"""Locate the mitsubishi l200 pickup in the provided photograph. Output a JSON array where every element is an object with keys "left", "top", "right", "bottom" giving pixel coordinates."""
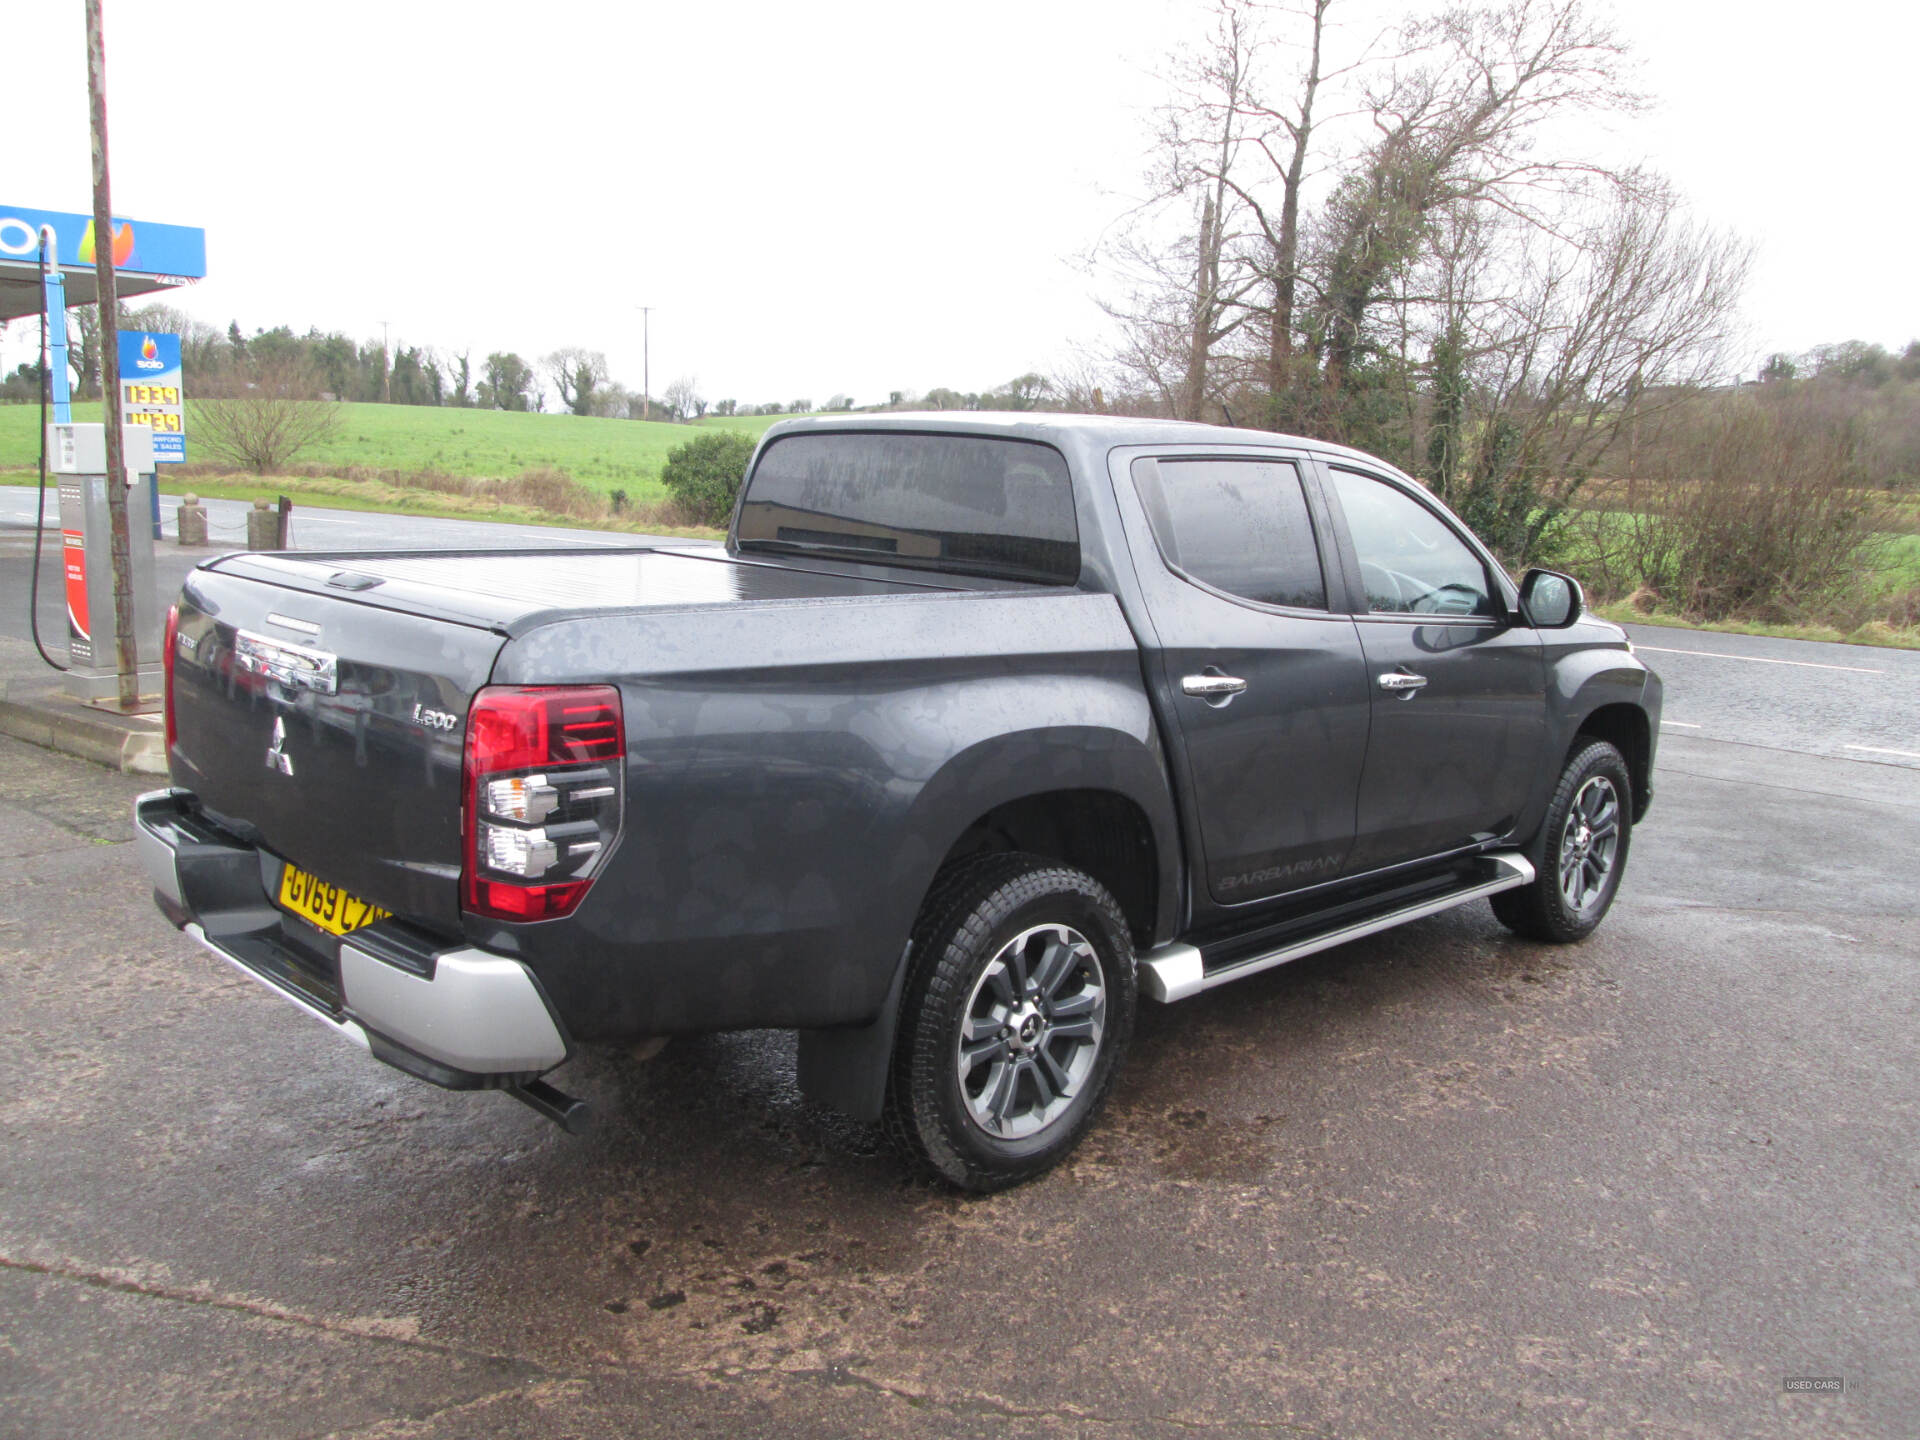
[{"left": 137, "top": 414, "right": 1660, "bottom": 1189}]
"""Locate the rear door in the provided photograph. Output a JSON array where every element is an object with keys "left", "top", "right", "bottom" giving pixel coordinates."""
[
  {"left": 1114, "top": 452, "right": 1371, "bottom": 908},
  {"left": 1317, "top": 463, "right": 1546, "bottom": 871}
]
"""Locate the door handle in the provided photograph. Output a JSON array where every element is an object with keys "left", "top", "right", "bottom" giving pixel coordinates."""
[
  {"left": 1377, "top": 669, "right": 1429, "bottom": 697},
  {"left": 1182, "top": 671, "right": 1248, "bottom": 705}
]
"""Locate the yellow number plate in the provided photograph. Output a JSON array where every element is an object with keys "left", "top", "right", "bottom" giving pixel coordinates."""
[{"left": 277, "top": 863, "right": 391, "bottom": 937}]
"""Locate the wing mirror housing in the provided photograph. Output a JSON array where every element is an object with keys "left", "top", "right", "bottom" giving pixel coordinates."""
[{"left": 1519, "top": 568, "right": 1583, "bottom": 628}]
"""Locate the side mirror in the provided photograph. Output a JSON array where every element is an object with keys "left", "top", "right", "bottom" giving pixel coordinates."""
[{"left": 1520, "top": 568, "right": 1583, "bottom": 628}]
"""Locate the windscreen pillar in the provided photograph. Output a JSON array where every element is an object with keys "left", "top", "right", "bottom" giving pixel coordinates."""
[{"left": 48, "top": 421, "right": 161, "bottom": 703}]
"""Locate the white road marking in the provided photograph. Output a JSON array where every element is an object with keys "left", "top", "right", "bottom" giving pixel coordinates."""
[
  {"left": 1660, "top": 720, "right": 1701, "bottom": 729},
  {"left": 1845, "top": 744, "right": 1920, "bottom": 760},
  {"left": 1632, "top": 644, "right": 1883, "bottom": 675}
]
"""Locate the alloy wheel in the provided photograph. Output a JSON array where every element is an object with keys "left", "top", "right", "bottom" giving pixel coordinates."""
[
  {"left": 1557, "top": 774, "right": 1621, "bottom": 914},
  {"left": 954, "top": 923, "right": 1107, "bottom": 1140}
]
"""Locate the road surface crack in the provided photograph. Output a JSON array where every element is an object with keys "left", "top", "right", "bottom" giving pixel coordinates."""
[
  {"left": 310, "top": 1379, "right": 584, "bottom": 1440},
  {"left": 0, "top": 1249, "right": 549, "bottom": 1374},
  {"left": 718, "top": 1362, "right": 1331, "bottom": 1434}
]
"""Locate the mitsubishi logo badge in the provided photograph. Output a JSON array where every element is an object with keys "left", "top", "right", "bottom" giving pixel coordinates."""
[{"left": 265, "top": 716, "right": 295, "bottom": 776}]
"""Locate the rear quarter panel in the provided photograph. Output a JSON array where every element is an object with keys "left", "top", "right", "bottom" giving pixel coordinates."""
[{"left": 481, "top": 589, "right": 1178, "bottom": 1037}]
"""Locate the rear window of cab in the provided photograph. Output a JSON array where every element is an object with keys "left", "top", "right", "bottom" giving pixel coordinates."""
[{"left": 736, "top": 432, "right": 1080, "bottom": 585}]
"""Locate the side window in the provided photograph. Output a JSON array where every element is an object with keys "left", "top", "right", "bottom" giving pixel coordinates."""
[
  {"left": 1132, "top": 458, "right": 1327, "bottom": 611},
  {"left": 1327, "top": 467, "right": 1499, "bottom": 619}
]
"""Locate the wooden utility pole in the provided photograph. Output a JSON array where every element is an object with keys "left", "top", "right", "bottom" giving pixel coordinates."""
[
  {"left": 380, "top": 318, "right": 392, "bottom": 402},
  {"left": 85, "top": 0, "right": 139, "bottom": 712},
  {"left": 639, "top": 306, "right": 651, "bottom": 421}
]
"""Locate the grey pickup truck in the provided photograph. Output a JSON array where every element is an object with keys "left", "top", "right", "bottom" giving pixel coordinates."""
[{"left": 137, "top": 414, "right": 1661, "bottom": 1190}]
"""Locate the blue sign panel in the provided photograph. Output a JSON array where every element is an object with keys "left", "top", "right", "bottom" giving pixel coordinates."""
[
  {"left": 0, "top": 204, "right": 207, "bottom": 280},
  {"left": 118, "top": 331, "right": 186, "bottom": 462}
]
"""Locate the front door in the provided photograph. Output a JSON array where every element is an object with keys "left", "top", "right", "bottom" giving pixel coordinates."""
[
  {"left": 1118, "top": 454, "right": 1371, "bottom": 907},
  {"left": 1320, "top": 464, "right": 1547, "bottom": 871}
]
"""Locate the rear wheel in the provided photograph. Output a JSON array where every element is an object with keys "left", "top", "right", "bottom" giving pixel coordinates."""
[
  {"left": 1492, "top": 738, "right": 1633, "bottom": 943},
  {"left": 884, "top": 853, "right": 1136, "bottom": 1191}
]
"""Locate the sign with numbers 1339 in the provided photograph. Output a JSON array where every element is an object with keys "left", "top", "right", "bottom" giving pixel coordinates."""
[{"left": 117, "top": 330, "right": 185, "bottom": 463}]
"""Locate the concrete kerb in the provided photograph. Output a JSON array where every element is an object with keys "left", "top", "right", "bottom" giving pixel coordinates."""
[{"left": 0, "top": 677, "right": 166, "bottom": 775}]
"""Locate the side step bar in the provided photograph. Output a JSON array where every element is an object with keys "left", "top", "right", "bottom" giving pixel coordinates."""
[{"left": 1138, "top": 851, "right": 1535, "bottom": 1003}]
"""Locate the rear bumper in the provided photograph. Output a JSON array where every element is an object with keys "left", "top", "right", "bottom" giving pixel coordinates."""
[{"left": 135, "top": 788, "right": 571, "bottom": 1087}]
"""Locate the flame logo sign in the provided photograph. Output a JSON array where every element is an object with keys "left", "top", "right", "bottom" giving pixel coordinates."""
[
  {"left": 77, "top": 220, "right": 135, "bottom": 268},
  {"left": 141, "top": 336, "right": 158, "bottom": 361}
]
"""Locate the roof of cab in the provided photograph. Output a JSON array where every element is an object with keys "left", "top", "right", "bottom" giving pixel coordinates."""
[{"left": 756, "top": 410, "right": 1411, "bottom": 479}]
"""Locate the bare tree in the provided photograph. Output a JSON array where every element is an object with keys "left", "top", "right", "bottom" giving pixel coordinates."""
[
  {"left": 69, "top": 299, "right": 130, "bottom": 398},
  {"left": 1168, "top": 2, "right": 1261, "bottom": 419},
  {"left": 191, "top": 354, "right": 340, "bottom": 473},
  {"left": 1307, "top": 1, "right": 1641, "bottom": 416},
  {"left": 664, "top": 375, "right": 704, "bottom": 421},
  {"left": 443, "top": 349, "right": 474, "bottom": 408},
  {"left": 122, "top": 302, "right": 228, "bottom": 379},
  {"left": 1098, "top": 0, "right": 1269, "bottom": 420},
  {"left": 542, "top": 347, "right": 609, "bottom": 416},
  {"left": 1429, "top": 181, "right": 1751, "bottom": 558},
  {"left": 590, "top": 381, "right": 635, "bottom": 419},
  {"left": 1100, "top": 0, "right": 1418, "bottom": 424},
  {"left": 1195, "top": 0, "right": 1362, "bottom": 408}
]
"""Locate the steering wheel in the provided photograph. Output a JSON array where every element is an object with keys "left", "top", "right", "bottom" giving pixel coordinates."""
[
  {"left": 1411, "top": 581, "right": 1484, "bottom": 616},
  {"left": 1359, "top": 560, "right": 1404, "bottom": 611}
]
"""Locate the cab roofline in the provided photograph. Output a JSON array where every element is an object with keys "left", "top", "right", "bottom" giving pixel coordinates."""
[{"left": 757, "top": 410, "right": 1411, "bottom": 480}]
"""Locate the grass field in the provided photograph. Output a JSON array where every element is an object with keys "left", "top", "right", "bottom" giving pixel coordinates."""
[
  {"left": 5, "top": 399, "right": 1915, "bottom": 647},
  {"left": 1593, "top": 601, "right": 1920, "bottom": 650},
  {"left": 159, "top": 473, "right": 725, "bottom": 539},
  {"left": 0, "top": 400, "right": 786, "bottom": 497}
]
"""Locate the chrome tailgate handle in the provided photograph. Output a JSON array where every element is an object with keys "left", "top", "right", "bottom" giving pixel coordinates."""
[{"left": 1378, "top": 669, "right": 1429, "bottom": 696}]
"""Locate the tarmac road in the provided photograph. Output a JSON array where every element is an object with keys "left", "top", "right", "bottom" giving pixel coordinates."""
[
  {"left": 0, "top": 484, "right": 699, "bottom": 672},
  {"left": 1, "top": 497, "right": 1916, "bottom": 1437},
  {"left": 0, "top": 483, "right": 669, "bottom": 552},
  {"left": 1635, "top": 629, "right": 1920, "bottom": 771}
]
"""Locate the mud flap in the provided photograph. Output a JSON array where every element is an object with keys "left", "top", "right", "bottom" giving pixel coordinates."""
[{"left": 794, "top": 942, "right": 912, "bottom": 1122}]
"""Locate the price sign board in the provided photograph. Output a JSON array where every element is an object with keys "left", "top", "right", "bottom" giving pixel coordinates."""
[{"left": 118, "top": 331, "right": 185, "bottom": 463}]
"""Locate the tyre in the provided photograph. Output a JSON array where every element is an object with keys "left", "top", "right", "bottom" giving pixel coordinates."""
[
  {"left": 1492, "top": 738, "right": 1633, "bottom": 943},
  {"left": 883, "top": 853, "right": 1136, "bottom": 1192}
]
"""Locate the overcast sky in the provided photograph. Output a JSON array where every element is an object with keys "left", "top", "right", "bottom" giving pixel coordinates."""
[{"left": 6, "top": 0, "right": 1914, "bottom": 405}]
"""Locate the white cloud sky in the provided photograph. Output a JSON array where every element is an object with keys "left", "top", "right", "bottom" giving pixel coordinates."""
[{"left": 6, "top": 0, "right": 1914, "bottom": 402}]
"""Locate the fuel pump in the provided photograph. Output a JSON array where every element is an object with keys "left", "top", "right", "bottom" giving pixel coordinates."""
[
  {"left": 47, "top": 420, "right": 161, "bottom": 701},
  {"left": 28, "top": 223, "right": 162, "bottom": 702}
]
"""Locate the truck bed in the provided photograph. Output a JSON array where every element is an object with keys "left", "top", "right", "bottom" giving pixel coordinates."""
[{"left": 205, "top": 544, "right": 969, "bottom": 634}]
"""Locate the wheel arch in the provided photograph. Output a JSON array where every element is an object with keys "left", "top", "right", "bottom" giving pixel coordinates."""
[
  {"left": 800, "top": 726, "right": 1181, "bottom": 1123},
  {"left": 1573, "top": 701, "right": 1653, "bottom": 822},
  {"left": 933, "top": 789, "right": 1162, "bottom": 950},
  {"left": 888, "top": 724, "right": 1182, "bottom": 953}
]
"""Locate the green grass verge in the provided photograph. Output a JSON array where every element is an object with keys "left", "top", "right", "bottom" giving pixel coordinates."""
[
  {"left": 1879, "top": 532, "right": 1920, "bottom": 588},
  {"left": 1593, "top": 602, "right": 1920, "bottom": 650},
  {"left": 0, "top": 400, "right": 787, "bottom": 496},
  {"left": 152, "top": 475, "right": 724, "bottom": 541}
]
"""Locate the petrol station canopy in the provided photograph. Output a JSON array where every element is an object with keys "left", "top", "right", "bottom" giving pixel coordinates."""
[{"left": 0, "top": 202, "right": 207, "bottom": 323}]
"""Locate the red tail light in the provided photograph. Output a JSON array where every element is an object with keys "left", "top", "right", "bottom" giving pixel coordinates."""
[
  {"left": 162, "top": 603, "right": 180, "bottom": 753},
  {"left": 462, "top": 686, "right": 624, "bottom": 922}
]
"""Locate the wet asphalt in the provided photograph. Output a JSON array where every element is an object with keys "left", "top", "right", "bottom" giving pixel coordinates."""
[{"left": 1, "top": 501, "right": 1917, "bottom": 1437}]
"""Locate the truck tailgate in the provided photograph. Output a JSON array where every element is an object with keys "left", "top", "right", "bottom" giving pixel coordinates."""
[{"left": 169, "top": 563, "right": 506, "bottom": 935}]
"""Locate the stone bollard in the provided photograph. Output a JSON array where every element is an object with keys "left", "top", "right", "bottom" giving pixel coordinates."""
[
  {"left": 175, "top": 493, "right": 208, "bottom": 546},
  {"left": 246, "top": 498, "right": 279, "bottom": 550}
]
